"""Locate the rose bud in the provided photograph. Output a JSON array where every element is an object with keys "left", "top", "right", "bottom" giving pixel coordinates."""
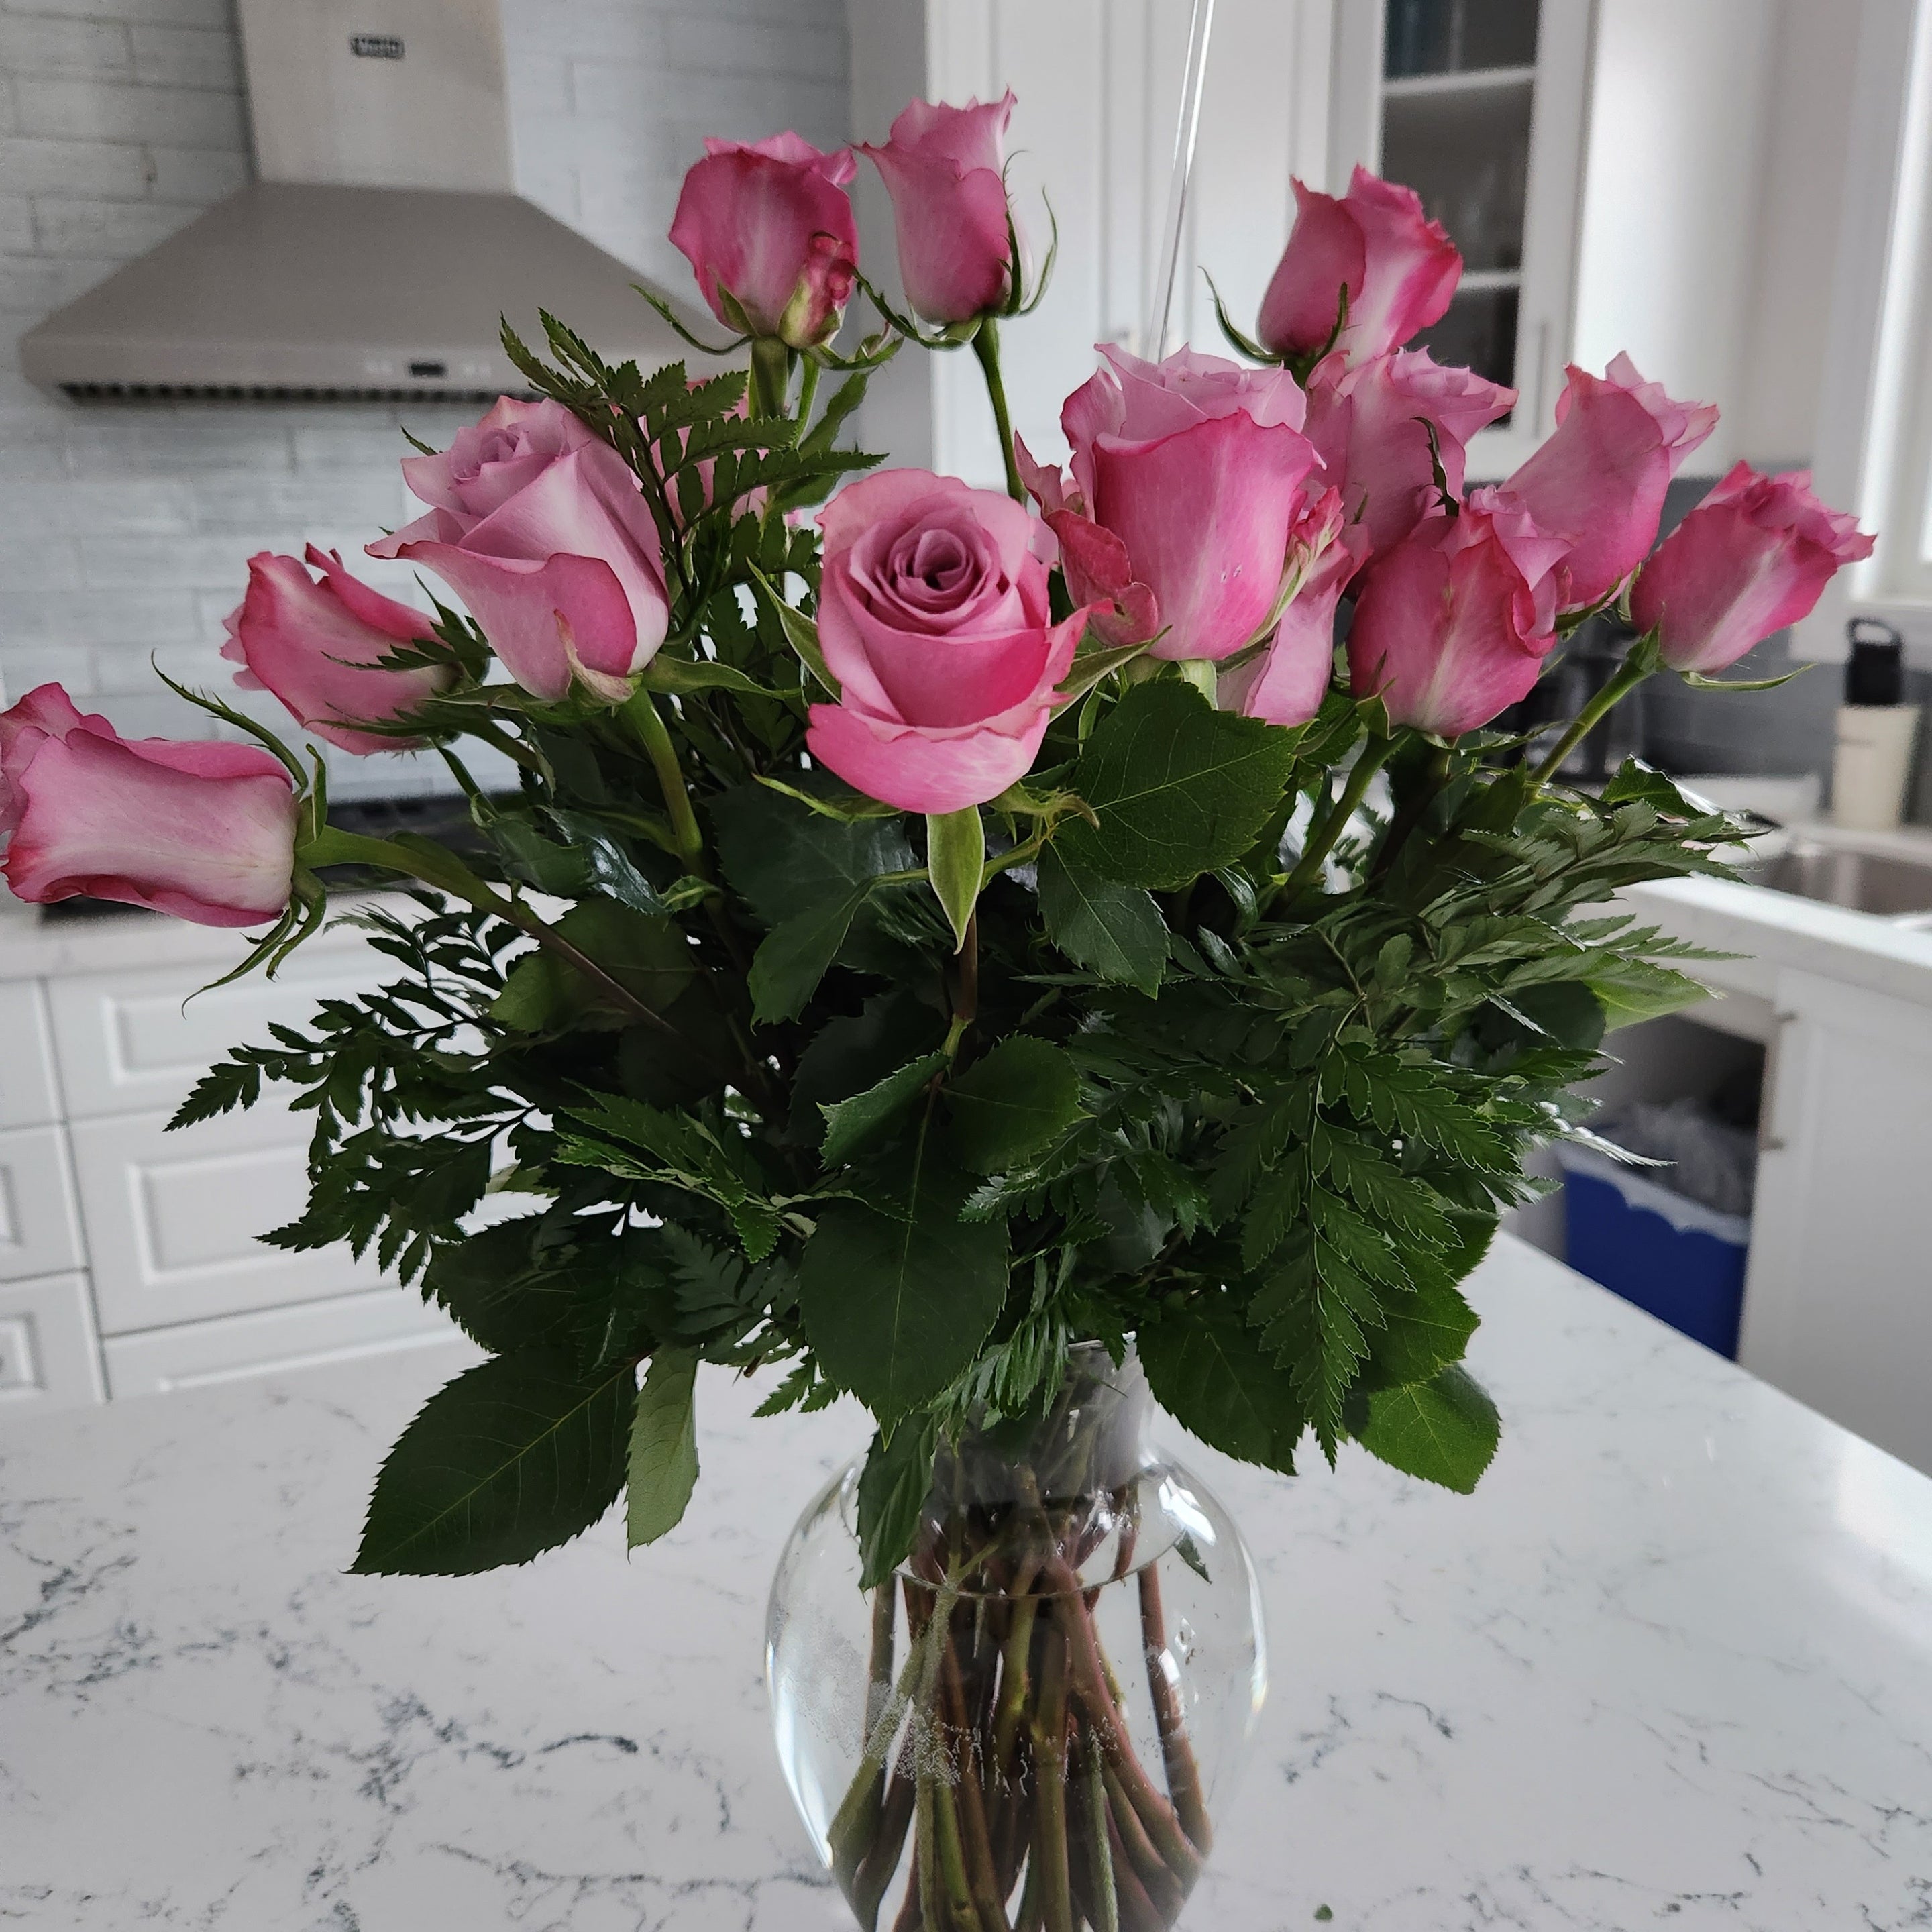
[
  {"left": 1257, "top": 167, "right": 1462, "bottom": 367},
  {"left": 861, "top": 93, "right": 1016, "bottom": 325},
  {"left": 221, "top": 546, "right": 453, "bottom": 755},
  {"left": 804, "top": 468, "right": 1089, "bottom": 814},
  {"left": 1303, "top": 348, "right": 1515, "bottom": 557},
  {"left": 1504, "top": 353, "right": 1717, "bottom": 610},
  {"left": 669, "top": 131, "right": 859, "bottom": 348},
  {"left": 1631, "top": 463, "right": 1875, "bottom": 674},
  {"left": 1347, "top": 487, "right": 1568, "bottom": 737},
  {"left": 1221, "top": 489, "right": 1369, "bottom": 728},
  {"left": 1023, "top": 345, "right": 1320, "bottom": 662},
  {"left": 368, "top": 397, "right": 669, "bottom": 703},
  {"left": 0, "top": 684, "right": 296, "bottom": 927}
]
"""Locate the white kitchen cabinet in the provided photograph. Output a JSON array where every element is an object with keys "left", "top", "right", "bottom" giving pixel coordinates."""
[
  {"left": 69, "top": 1101, "right": 385, "bottom": 1336},
  {"left": 0, "top": 904, "right": 453, "bottom": 1403},
  {"left": 0, "top": 982, "right": 60, "bottom": 1130},
  {"left": 101, "top": 1287, "right": 464, "bottom": 1399},
  {"left": 0, "top": 1273, "right": 105, "bottom": 1415},
  {"left": 1742, "top": 969, "right": 1932, "bottom": 1474},
  {"left": 1328, "top": 0, "right": 1595, "bottom": 476},
  {"left": 0, "top": 1123, "right": 84, "bottom": 1283},
  {"left": 46, "top": 939, "right": 384, "bottom": 1120}
]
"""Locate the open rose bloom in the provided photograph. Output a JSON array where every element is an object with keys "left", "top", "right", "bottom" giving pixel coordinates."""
[{"left": 48, "top": 121, "right": 1886, "bottom": 1932}]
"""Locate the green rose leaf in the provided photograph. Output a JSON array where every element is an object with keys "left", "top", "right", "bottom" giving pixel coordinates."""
[
  {"left": 711, "top": 782, "right": 912, "bottom": 928},
  {"left": 855, "top": 1416, "right": 939, "bottom": 1589},
  {"left": 491, "top": 902, "right": 696, "bottom": 1032},
  {"left": 1036, "top": 843, "right": 1167, "bottom": 994},
  {"left": 352, "top": 1352, "right": 634, "bottom": 1576},
  {"left": 1356, "top": 1364, "right": 1501, "bottom": 1493},
  {"left": 925, "top": 804, "right": 985, "bottom": 950},
  {"left": 1059, "top": 679, "right": 1299, "bottom": 890},
  {"left": 1361, "top": 1273, "right": 1480, "bottom": 1391},
  {"left": 1139, "top": 1295, "right": 1304, "bottom": 1474},
  {"left": 820, "top": 1051, "right": 947, "bottom": 1169},
  {"left": 627, "top": 1348, "right": 700, "bottom": 1548},
  {"left": 946, "top": 1036, "right": 1082, "bottom": 1173},
  {"left": 748, "top": 887, "right": 873, "bottom": 1024},
  {"left": 800, "top": 1169, "right": 1008, "bottom": 1420}
]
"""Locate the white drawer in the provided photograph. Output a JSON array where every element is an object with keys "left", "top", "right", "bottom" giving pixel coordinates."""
[
  {"left": 0, "top": 1272, "right": 105, "bottom": 1415},
  {"left": 47, "top": 937, "right": 384, "bottom": 1120},
  {"left": 0, "top": 1123, "right": 85, "bottom": 1283},
  {"left": 70, "top": 1104, "right": 384, "bottom": 1334},
  {"left": 102, "top": 1287, "right": 467, "bottom": 1397},
  {"left": 0, "top": 981, "right": 61, "bottom": 1128}
]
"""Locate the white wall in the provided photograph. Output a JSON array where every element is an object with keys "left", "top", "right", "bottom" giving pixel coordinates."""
[
  {"left": 1571, "top": 0, "right": 1778, "bottom": 476},
  {"left": 0, "top": 0, "right": 847, "bottom": 784}
]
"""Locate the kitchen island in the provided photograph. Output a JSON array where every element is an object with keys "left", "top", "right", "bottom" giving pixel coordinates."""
[{"left": 3, "top": 1234, "right": 1929, "bottom": 1931}]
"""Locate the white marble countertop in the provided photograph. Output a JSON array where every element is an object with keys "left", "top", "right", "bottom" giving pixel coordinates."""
[{"left": 4, "top": 1234, "right": 1930, "bottom": 1931}]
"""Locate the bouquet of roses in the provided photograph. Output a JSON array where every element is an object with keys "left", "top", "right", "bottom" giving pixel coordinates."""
[{"left": 0, "top": 94, "right": 1872, "bottom": 1932}]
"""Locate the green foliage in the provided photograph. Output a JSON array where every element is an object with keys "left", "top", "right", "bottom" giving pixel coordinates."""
[
  {"left": 856, "top": 1416, "right": 941, "bottom": 1589},
  {"left": 352, "top": 1352, "right": 635, "bottom": 1575},
  {"left": 172, "top": 315, "right": 1770, "bottom": 1578},
  {"left": 1057, "top": 680, "right": 1301, "bottom": 888},
  {"left": 627, "top": 1349, "right": 700, "bottom": 1547},
  {"left": 945, "top": 1037, "right": 1083, "bottom": 1173},
  {"left": 1356, "top": 1364, "right": 1501, "bottom": 1493}
]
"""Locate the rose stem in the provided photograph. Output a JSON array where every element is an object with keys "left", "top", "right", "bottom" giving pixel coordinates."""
[
  {"left": 1030, "top": 1622, "right": 1077, "bottom": 1932},
  {"left": 1101, "top": 1762, "right": 1185, "bottom": 1923},
  {"left": 890, "top": 1841, "right": 926, "bottom": 1932},
  {"left": 1103, "top": 1805, "right": 1167, "bottom": 1932},
  {"left": 1283, "top": 730, "right": 1395, "bottom": 897},
  {"left": 833, "top": 1584, "right": 902, "bottom": 1898},
  {"left": 1136, "top": 1564, "right": 1211, "bottom": 1854},
  {"left": 928, "top": 1760, "right": 982, "bottom": 1931},
  {"left": 1042, "top": 1568, "right": 1201, "bottom": 1887},
  {"left": 851, "top": 1726, "right": 920, "bottom": 1932},
  {"left": 829, "top": 1582, "right": 932, "bottom": 1881},
  {"left": 1012, "top": 1830, "right": 1045, "bottom": 1932},
  {"left": 969, "top": 317, "right": 1028, "bottom": 504},
  {"left": 1079, "top": 1729, "right": 1121, "bottom": 1932},
  {"left": 940, "top": 1625, "right": 1013, "bottom": 1930}
]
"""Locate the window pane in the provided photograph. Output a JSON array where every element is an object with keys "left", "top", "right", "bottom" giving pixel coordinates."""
[
  {"left": 1412, "top": 286, "right": 1519, "bottom": 406},
  {"left": 1385, "top": 0, "right": 1539, "bottom": 78},
  {"left": 1381, "top": 81, "right": 1534, "bottom": 273}
]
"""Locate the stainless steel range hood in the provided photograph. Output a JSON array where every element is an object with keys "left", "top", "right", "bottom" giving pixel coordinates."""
[{"left": 19, "top": 0, "right": 702, "bottom": 402}]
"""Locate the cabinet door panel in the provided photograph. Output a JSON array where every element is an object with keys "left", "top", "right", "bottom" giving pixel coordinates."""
[
  {"left": 70, "top": 1105, "right": 382, "bottom": 1334},
  {"left": 0, "top": 1124, "right": 84, "bottom": 1283},
  {"left": 0, "top": 1273, "right": 105, "bottom": 1415},
  {"left": 1742, "top": 971, "right": 1932, "bottom": 1474},
  {"left": 0, "top": 982, "right": 60, "bottom": 1130},
  {"left": 101, "top": 1287, "right": 465, "bottom": 1398},
  {"left": 47, "top": 938, "right": 380, "bottom": 1120}
]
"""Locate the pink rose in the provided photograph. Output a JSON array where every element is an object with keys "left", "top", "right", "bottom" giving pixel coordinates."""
[
  {"left": 1631, "top": 463, "right": 1875, "bottom": 673},
  {"left": 1346, "top": 488, "right": 1568, "bottom": 737},
  {"left": 1503, "top": 353, "right": 1718, "bottom": 610},
  {"left": 804, "top": 468, "right": 1087, "bottom": 814},
  {"left": 1022, "top": 345, "right": 1320, "bottom": 663},
  {"left": 861, "top": 93, "right": 1016, "bottom": 325},
  {"left": 669, "top": 131, "right": 859, "bottom": 348},
  {"left": 368, "top": 397, "right": 669, "bottom": 703},
  {"left": 1304, "top": 348, "right": 1516, "bottom": 557},
  {"left": 221, "top": 546, "right": 453, "bottom": 755},
  {"left": 1257, "top": 168, "right": 1462, "bottom": 367},
  {"left": 0, "top": 684, "right": 295, "bottom": 927},
  {"left": 1220, "top": 489, "right": 1367, "bottom": 728}
]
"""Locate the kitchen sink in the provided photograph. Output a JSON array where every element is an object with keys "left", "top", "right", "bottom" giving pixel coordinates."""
[{"left": 1741, "top": 841, "right": 1932, "bottom": 924}]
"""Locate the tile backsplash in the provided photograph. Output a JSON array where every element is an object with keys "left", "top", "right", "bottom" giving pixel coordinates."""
[{"left": 0, "top": 0, "right": 847, "bottom": 793}]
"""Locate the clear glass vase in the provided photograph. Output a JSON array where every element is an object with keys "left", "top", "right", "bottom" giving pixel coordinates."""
[{"left": 767, "top": 1344, "right": 1267, "bottom": 1931}]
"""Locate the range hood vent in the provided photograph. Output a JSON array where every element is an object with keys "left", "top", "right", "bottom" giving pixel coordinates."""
[{"left": 19, "top": 0, "right": 703, "bottom": 403}]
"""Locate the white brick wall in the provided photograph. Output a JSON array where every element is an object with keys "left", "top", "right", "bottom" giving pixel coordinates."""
[{"left": 0, "top": 0, "right": 849, "bottom": 796}]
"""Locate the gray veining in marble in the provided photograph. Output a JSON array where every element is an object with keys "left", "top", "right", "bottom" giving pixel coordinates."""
[{"left": 3, "top": 1235, "right": 1930, "bottom": 1929}]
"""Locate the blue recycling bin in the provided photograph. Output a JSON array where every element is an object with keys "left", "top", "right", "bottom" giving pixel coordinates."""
[{"left": 1557, "top": 1146, "right": 1750, "bottom": 1358}]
